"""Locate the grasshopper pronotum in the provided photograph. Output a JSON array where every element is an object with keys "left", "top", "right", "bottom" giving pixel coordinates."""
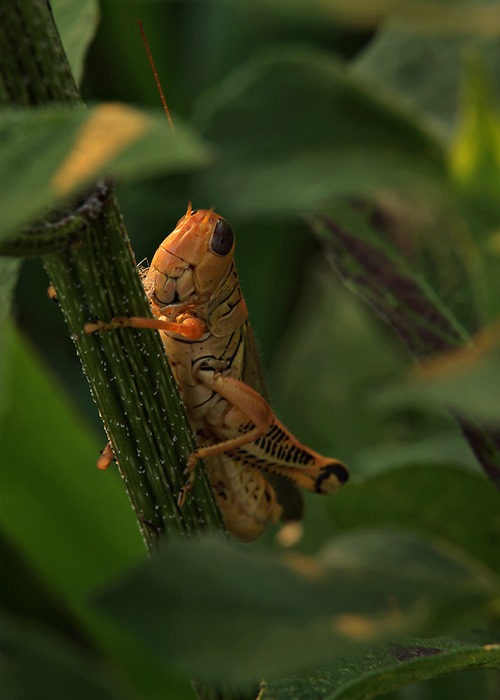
[{"left": 85, "top": 206, "right": 348, "bottom": 540}]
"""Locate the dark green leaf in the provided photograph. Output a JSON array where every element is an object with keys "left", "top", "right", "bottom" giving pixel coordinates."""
[
  {"left": 309, "top": 208, "right": 500, "bottom": 490},
  {"left": 221, "top": 0, "right": 500, "bottom": 35},
  {"left": 262, "top": 634, "right": 500, "bottom": 700},
  {"left": 0, "top": 321, "right": 196, "bottom": 698},
  {"left": 310, "top": 210, "right": 468, "bottom": 358},
  {"left": 193, "top": 47, "right": 446, "bottom": 217},
  {"left": 0, "top": 321, "right": 144, "bottom": 602},
  {"left": 313, "top": 0, "right": 500, "bottom": 32},
  {"left": 379, "top": 342, "right": 500, "bottom": 425},
  {"left": 95, "top": 532, "right": 497, "bottom": 684},
  {"left": 354, "top": 25, "right": 500, "bottom": 136},
  {"left": 0, "top": 613, "right": 134, "bottom": 700},
  {"left": 0, "top": 105, "right": 210, "bottom": 240},
  {"left": 52, "top": 0, "right": 100, "bottom": 85},
  {"left": 329, "top": 464, "right": 500, "bottom": 572},
  {"left": 0, "top": 530, "right": 91, "bottom": 644}
]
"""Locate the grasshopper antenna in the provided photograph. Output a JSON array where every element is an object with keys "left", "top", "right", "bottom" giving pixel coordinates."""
[{"left": 137, "top": 18, "right": 175, "bottom": 133}]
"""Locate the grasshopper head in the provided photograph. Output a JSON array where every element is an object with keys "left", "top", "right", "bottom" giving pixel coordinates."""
[{"left": 145, "top": 207, "right": 235, "bottom": 311}]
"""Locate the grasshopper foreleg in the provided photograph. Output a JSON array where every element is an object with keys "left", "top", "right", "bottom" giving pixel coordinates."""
[
  {"left": 84, "top": 314, "right": 206, "bottom": 340},
  {"left": 84, "top": 312, "right": 207, "bottom": 478}
]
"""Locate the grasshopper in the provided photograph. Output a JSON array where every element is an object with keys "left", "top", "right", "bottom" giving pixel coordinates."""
[{"left": 86, "top": 206, "right": 348, "bottom": 540}]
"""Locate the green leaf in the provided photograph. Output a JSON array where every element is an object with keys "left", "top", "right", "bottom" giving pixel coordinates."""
[
  {"left": 0, "top": 530, "right": 91, "bottom": 643},
  {"left": 329, "top": 465, "right": 500, "bottom": 572},
  {"left": 0, "top": 320, "right": 144, "bottom": 603},
  {"left": 51, "top": 0, "right": 100, "bottom": 85},
  {"left": 0, "top": 613, "right": 133, "bottom": 700},
  {"left": 353, "top": 27, "right": 500, "bottom": 306},
  {"left": 317, "top": 0, "right": 500, "bottom": 32},
  {"left": 0, "top": 105, "right": 210, "bottom": 240},
  {"left": 449, "top": 53, "right": 500, "bottom": 223},
  {"left": 0, "top": 322, "right": 196, "bottom": 697},
  {"left": 355, "top": 431, "right": 480, "bottom": 476},
  {"left": 310, "top": 209, "right": 469, "bottom": 358},
  {"left": 193, "top": 47, "right": 446, "bottom": 217},
  {"left": 95, "top": 532, "right": 497, "bottom": 685},
  {"left": 379, "top": 340, "right": 500, "bottom": 425},
  {"left": 262, "top": 635, "right": 500, "bottom": 700},
  {"left": 354, "top": 24, "right": 500, "bottom": 137},
  {"left": 309, "top": 207, "right": 500, "bottom": 490},
  {"left": 221, "top": 0, "right": 500, "bottom": 34}
]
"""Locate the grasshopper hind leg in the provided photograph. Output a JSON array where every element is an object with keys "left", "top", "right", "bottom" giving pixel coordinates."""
[{"left": 234, "top": 418, "right": 349, "bottom": 495}]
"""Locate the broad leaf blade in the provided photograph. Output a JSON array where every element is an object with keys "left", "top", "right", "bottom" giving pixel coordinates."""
[
  {"left": 0, "top": 105, "right": 210, "bottom": 240},
  {"left": 95, "top": 532, "right": 497, "bottom": 684},
  {"left": 379, "top": 339, "right": 500, "bottom": 425},
  {"left": 193, "top": 47, "right": 446, "bottom": 217},
  {"left": 0, "top": 321, "right": 144, "bottom": 602},
  {"left": 354, "top": 24, "right": 500, "bottom": 136},
  {"left": 329, "top": 465, "right": 500, "bottom": 572},
  {"left": 262, "top": 635, "right": 500, "bottom": 700},
  {"left": 310, "top": 212, "right": 468, "bottom": 358},
  {"left": 52, "top": 0, "right": 99, "bottom": 85},
  {"left": 0, "top": 613, "right": 135, "bottom": 700}
]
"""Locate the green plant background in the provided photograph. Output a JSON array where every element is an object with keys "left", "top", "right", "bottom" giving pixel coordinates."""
[{"left": 2, "top": 0, "right": 500, "bottom": 698}]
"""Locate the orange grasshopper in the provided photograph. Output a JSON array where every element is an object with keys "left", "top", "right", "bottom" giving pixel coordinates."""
[
  {"left": 85, "top": 24, "right": 348, "bottom": 540},
  {"left": 85, "top": 206, "right": 348, "bottom": 540}
]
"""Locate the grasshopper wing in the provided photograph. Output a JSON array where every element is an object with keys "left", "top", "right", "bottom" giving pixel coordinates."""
[{"left": 242, "top": 321, "right": 304, "bottom": 523}]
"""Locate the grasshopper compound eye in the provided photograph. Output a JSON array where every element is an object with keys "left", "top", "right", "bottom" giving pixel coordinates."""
[{"left": 210, "top": 219, "right": 234, "bottom": 256}]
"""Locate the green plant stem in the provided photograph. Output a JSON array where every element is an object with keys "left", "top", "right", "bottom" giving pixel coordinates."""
[
  {"left": 0, "top": 0, "right": 224, "bottom": 549},
  {"left": 41, "top": 183, "right": 224, "bottom": 545},
  {"left": 0, "top": 2, "right": 79, "bottom": 105}
]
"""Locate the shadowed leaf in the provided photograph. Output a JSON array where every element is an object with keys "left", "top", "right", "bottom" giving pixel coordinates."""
[
  {"left": 261, "top": 634, "right": 500, "bottom": 700},
  {"left": 95, "top": 533, "right": 497, "bottom": 685}
]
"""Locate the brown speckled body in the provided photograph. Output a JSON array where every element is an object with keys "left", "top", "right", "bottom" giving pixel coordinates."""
[{"left": 142, "top": 208, "right": 348, "bottom": 540}]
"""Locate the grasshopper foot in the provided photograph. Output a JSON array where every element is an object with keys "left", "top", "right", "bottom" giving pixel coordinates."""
[
  {"left": 84, "top": 319, "right": 109, "bottom": 333},
  {"left": 177, "top": 454, "right": 199, "bottom": 506},
  {"left": 177, "top": 477, "right": 195, "bottom": 507},
  {"left": 47, "top": 285, "right": 58, "bottom": 302},
  {"left": 84, "top": 317, "right": 128, "bottom": 334},
  {"left": 97, "top": 442, "right": 115, "bottom": 470}
]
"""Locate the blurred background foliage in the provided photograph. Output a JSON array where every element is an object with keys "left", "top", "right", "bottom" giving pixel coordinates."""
[{"left": 2, "top": 0, "right": 500, "bottom": 698}]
